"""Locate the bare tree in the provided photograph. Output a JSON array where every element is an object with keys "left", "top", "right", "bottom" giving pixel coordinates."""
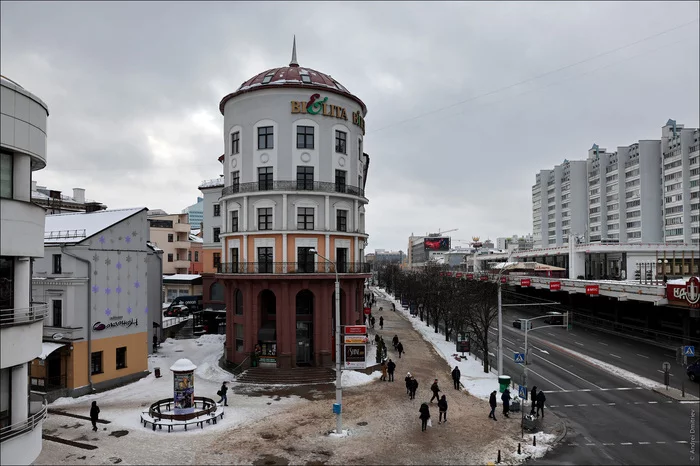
[{"left": 464, "top": 281, "right": 499, "bottom": 373}]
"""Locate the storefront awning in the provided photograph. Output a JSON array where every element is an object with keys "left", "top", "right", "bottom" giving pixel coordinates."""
[{"left": 39, "top": 342, "right": 66, "bottom": 360}]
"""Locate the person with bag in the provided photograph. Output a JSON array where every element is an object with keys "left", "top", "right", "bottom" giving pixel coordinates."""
[
  {"left": 501, "top": 388, "right": 511, "bottom": 417},
  {"left": 89, "top": 401, "right": 100, "bottom": 432},
  {"left": 437, "top": 395, "right": 448, "bottom": 424},
  {"left": 217, "top": 381, "right": 229, "bottom": 406},
  {"left": 430, "top": 378, "right": 441, "bottom": 403},
  {"left": 488, "top": 390, "right": 497, "bottom": 421},
  {"left": 419, "top": 402, "right": 431, "bottom": 431},
  {"left": 536, "top": 390, "right": 547, "bottom": 418},
  {"left": 451, "top": 366, "right": 461, "bottom": 390}
]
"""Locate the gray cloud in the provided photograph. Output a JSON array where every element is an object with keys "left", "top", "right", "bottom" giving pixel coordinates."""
[{"left": 2, "top": 1, "right": 698, "bottom": 251}]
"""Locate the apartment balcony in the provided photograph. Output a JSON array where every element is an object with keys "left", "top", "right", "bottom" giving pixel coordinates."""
[
  {"left": 172, "top": 241, "right": 190, "bottom": 250},
  {"left": 0, "top": 303, "right": 47, "bottom": 328},
  {"left": 171, "top": 260, "right": 190, "bottom": 269},
  {"left": 173, "top": 223, "right": 190, "bottom": 233},
  {"left": 0, "top": 392, "right": 47, "bottom": 465},
  {"left": 221, "top": 180, "right": 366, "bottom": 200},
  {"left": 1, "top": 304, "right": 46, "bottom": 368},
  {"left": 217, "top": 262, "right": 371, "bottom": 275}
]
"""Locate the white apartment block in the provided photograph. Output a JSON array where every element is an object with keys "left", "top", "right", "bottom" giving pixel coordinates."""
[{"left": 533, "top": 120, "right": 699, "bottom": 248}]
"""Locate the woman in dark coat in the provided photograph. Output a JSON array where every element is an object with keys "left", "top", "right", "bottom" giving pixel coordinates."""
[
  {"left": 536, "top": 390, "right": 547, "bottom": 418},
  {"left": 489, "top": 391, "right": 497, "bottom": 420},
  {"left": 392, "top": 335, "right": 399, "bottom": 350},
  {"left": 90, "top": 401, "right": 100, "bottom": 432},
  {"left": 437, "top": 395, "right": 448, "bottom": 424},
  {"left": 501, "top": 388, "right": 511, "bottom": 417},
  {"left": 409, "top": 376, "right": 418, "bottom": 400},
  {"left": 397, "top": 342, "right": 404, "bottom": 358},
  {"left": 405, "top": 372, "right": 412, "bottom": 395},
  {"left": 419, "top": 402, "right": 431, "bottom": 431}
]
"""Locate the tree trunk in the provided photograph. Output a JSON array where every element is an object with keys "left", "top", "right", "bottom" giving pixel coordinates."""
[{"left": 482, "top": 340, "right": 490, "bottom": 373}]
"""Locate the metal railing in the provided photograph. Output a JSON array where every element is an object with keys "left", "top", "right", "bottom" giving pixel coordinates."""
[
  {"left": 221, "top": 180, "right": 365, "bottom": 198},
  {"left": 218, "top": 262, "right": 371, "bottom": 274},
  {"left": 0, "top": 303, "right": 48, "bottom": 327},
  {"left": 44, "top": 229, "right": 87, "bottom": 241},
  {"left": 0, "top": 393, "right": 47, "bottom": 443}
]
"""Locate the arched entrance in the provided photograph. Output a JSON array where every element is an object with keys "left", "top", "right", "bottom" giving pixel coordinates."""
[
  {"left": 295, "top": 290, "right": 314, "bottom": 366},
  {"left": 257, "top": 290, "right": 277, "bottom": 364}
]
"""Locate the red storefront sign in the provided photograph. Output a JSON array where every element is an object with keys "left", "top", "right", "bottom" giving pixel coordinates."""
[
  {"left": 447, "top": 272, "right": 454, "bottom": 277},
  {"left": 363, "top": 307, "right": 371, "bottom": 315},
  {"left": 585, "top": 284, "right": 600, "bottom": 295},
  {"left": 455, "top": 272, "right": 463, "bottom": 278},
  {"left": 501, "top": 276, "right": 507, "bottom": 284},
  {"left": 345, "top": 325, "right": 367, "bottom": 334},
  {"left": 480, "top": 275, "right": 489, "bottom": 281},
  {"left": 550, "top": 281, "right": 561, "bottom": 291},
  {"left": 667, "top": 277, "right": 700, "bottom": 308},
  {"left": 521, "top": 278, "right": 531, "bottom": 287},
  {"left": 466, "top": 273, "right": 474, "bottom": 280}
]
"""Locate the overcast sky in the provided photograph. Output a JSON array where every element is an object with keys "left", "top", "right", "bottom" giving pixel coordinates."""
[{"left": 2, "top": 1, "right": 698, "bottom": 251}]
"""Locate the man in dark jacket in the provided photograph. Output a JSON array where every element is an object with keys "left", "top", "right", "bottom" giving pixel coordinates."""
[
  {"left": 536, "top": 390, "right": 546, "bottom": 418},
  {"left": 387, "top": 359, "right": 396, "bottom": 382},
  {"left": 405, "top": 372, "right": 412, "bottom": 395},
  {"left": 397, "top": 342, "right": 404, "bottom": 358},
  {"left": 392, "top": 335, "right": 399, "bottom": 350},
  {"left": 530, "top": 385, "right": 538, "bottom": 415},
  {"left": 90, "top": 401, "right": 100, "bottom": 432},
  {"left": 430, "top": 379, "right": 441, "bottom": 403},
  {"left": 451, "top": 366, "right": 461, "bottom": 390},
  {"left": 419, "top": 402, "right": 431, "bottom": 431},
  {"left": 409, "top": 376, "right": 418, "bottom": 400},
  {"left": 218, "top": 381, "right": 229, "bottom": 406},
  {"left": 438, "top": 395, "right": 448, "bottom": 424},
  {"left": 501, "top": 388, "right": 511, "bottom": 417},
  {"left": 379, "top": 316, "right": 384, "bottom": 330},
  {"left": 489, "top": 391, "right": 497, "bottom": 420}
]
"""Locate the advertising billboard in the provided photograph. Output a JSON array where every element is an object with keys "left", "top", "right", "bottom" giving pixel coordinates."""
[
  {"left": 424, "top": 237, "right": 451, "bottom": 251},
  {"left": 344, "top": 344, "right": 367, "bottom": 369}
]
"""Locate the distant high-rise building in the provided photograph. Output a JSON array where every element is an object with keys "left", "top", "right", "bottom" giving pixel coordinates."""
[{"left": 182, "top": 197, "right": 204, "bottom": 230}]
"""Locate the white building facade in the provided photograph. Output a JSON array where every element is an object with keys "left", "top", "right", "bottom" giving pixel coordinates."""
[{"left": 0, "top": 76, "right": 49, "bottom": 465}]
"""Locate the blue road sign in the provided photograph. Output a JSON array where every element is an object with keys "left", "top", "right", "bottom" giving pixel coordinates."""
[
  {"left": 333, "top": 403, "right": 341, "bottom": 414},
  {"left": 514, "top": 352, "right": 525, "bottom": 364},
  {"left": 683, "top": 346, "right": 695, "bottom": 357},
  {"left": 518, "top": 385, "right": 527, "bottom": 400}
]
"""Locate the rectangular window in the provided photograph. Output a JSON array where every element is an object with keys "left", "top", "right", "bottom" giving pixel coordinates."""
[
  {"left": 257, "top": 126, "right": 274, "bottom": 150},
  {"left": 296, "top": 126, "right": 314, "bottom": 149},
  {"left": 258, "top": 207, "right": 272, "bottom": 230},
  {"left": 188, "top": 251, "right": 192, "bottom": 261},
  {"left": 0, "top": 258, "right": 14, "bottom": 310},
  {"left": 297, "top": 207, "right": 314, "bottom": 230},
  {"left": 235, "top": 324, "right": 244, "bottom": 352},
  {"left": 230, "top": 248, "right": 239, "bottom": 273},
  {"left": 335, "top": 169, "right": 347, "bottom": 193},
  {"left": 358, "top": 139, "right": 363, "bottom": 158},
  {"left": 52, "top": 300, "right": 62, "bottom": 327},
  {"left": 336, "top": 209, "right": 347, "bottom": 232},
  {"left": 168, "top": 234, "right": 174, "bottom": 242},
  {"left": 52, "top": 254, "right": 62, "bottom": 274},
  {"left": 194, "top": 251, "right": 199, "bottom": 262},
  {"left": 213, "top": 252, "right": 221, "bottom": 269},
  {"left": 91, "top": 351, "right": 103, "bottom": 375},
  {"left": 336, "top": 248, "right": 348, "bottom": 273},
  {"left": 231, "top": 131, "right": 240, "bottom": 155},
  {"left": 116, "top": 347, "right": 127, "bottom": 370},
  {"left": 258, "top": 167, "right": 273, "bottom": 191},
  {"left": 335, "top": 130, "right": 347, "bottom": 154},
  {"left": 213, "top": 227, "right": 220, "bottom": 243},
  {"left": 358, "top": 175, "right": 363, "bottom": 190},
  {"left": 213, "top": 204, "right": 220, "bottom": 217},
  {"left": 231, "top": 170, "right": 240, "bottom": 193},
  {"left": 167, "top": 253, "right": 173, "bottom": 262},
  {"left": 297, "top": 247, "right": 315, "bottom": 273},
  {"left": 297, "top": 166, "right": 314, "bottom": 190},
  {"left": 257, "top": 247, "right": 273, "bottom": 273},
  {"left": 0, "top": 152, "right": 12, "bottom": 199},
  {"left": 231, "top": 211, "right": 239, "bottom": 232}
]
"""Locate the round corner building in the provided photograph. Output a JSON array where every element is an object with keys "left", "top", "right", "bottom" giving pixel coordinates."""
[{"left": 216, "top": 41, "right": 371, "bottom": 369}]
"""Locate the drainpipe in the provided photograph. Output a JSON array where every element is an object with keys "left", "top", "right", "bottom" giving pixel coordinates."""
[{"left": 61, "top": 246, "right": 94, "bottom": 392}]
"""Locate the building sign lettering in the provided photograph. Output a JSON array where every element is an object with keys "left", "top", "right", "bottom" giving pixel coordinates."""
[
  {"left": 668, "top": 277, "right": 700, "bottom": 308},
  {"left": 93, "top": 318, "right": 139, "bottom": 331},
  {"left": 291, "top": 94, "right": 366, "bottom": 134}
]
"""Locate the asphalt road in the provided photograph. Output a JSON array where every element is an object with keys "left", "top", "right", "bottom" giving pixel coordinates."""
[{"left": 484, "top": 309, "right": 700, "bottom": 465}]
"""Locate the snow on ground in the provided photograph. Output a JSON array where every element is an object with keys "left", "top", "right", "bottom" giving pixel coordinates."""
[{"left": 343, "top": 369, "right": 382, "bottom": 387}]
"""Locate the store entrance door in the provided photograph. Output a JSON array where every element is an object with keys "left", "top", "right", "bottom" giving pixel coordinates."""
[{"left": 296, "top": 321, "right": 313, "bottom": 366}]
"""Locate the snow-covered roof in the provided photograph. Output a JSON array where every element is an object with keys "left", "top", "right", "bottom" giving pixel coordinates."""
[
  {"left": 189, "top": 234, "right": 203, "bottom": 243},
  {"left": 198, "top": 177, "right": 225, "bottom": 189},
  {"left": 191, "top": 229, "right": 201, "bottom": 236},
  {"left": 39, "top": 342, "right": 66, "bottom": 360},
  {"left": 44, "top": 207, "right": 146, "bottom": 244},
  {"left": 163, "top": 274, "right": 201, "bottom": 282},
  {"left": 170, "top": 358, "right": 197, "bottom": 372}
]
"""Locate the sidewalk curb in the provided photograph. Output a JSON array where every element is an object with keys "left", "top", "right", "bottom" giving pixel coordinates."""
[
  {"left": 551, "top": 412, "right": 567, "bottom": 445},
  {"left": 651, "top": 387, "right": 700, "bottom": 402}
]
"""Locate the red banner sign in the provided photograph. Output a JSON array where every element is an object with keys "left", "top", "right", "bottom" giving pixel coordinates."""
[
  {"left": 480, "top": 275, "right": 489, "bottom": 281},
  {"left": 345, "top": 325, "right": 367, "bottom": 334},
  {"left": 549, "top": 281, "right": 561, "bottom": 291},
  {"left": 456, "top": 272, "right": 463, "bottom": 278},
  {"left": 585, "top": 284, "right": 599, "bottom": 295},
  {"left": 667, "top": 277, "right": 700, "bottom": 308},
  {"left": 466, "top": 273, "right": 474, "bottom": 280},
  {"left": 501, "top": 276, "right": 507, "bottom": 283},
  {"left": 363, "top": 307, "right": 371, "bottom": 315},
  {"left": 521, "top": 279, "right": 531, "bottom": 287}
]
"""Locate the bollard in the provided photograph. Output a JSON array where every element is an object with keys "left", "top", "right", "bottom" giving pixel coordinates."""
[
  {"left": 518, "top": 443, "right": 521, "bottom": 454},
  {"left": 682, "top": 381, "right": 685, "bottom": 398},
  {"left": 533, "top": 435, "right": 537, "bottom": 447},
  {"left": 497, "top": 450, "right": 501, "bottom": 463}
]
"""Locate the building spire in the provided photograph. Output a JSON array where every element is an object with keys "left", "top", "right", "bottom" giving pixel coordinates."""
[{"left": 289, "top": 35, "right": 299, "bottom": 67}]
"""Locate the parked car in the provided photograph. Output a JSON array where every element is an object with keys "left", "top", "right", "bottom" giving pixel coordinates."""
[
  {"left": 543, "top": 311, "right": 564, "bottom": 325},
  {"left": 164, "top": 305, "right": 189, "bottom": 317},
  {"left": 687, "top": 360, "right": 700, "bottom": 382}
]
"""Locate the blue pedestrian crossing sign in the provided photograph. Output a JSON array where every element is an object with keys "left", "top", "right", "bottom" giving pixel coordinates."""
[
  {"left": 514, "top": 352, "right": 525, "bottom": 364},
  {"left": 518, "top": 385, "right": 527, "bottom": 400},
  {"left": 683, "top": 346, "right": 695, "bottom": 357}
]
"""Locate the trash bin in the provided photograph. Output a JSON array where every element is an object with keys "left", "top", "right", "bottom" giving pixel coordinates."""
[
  {"left": 498, "top": 375, "right": 511, "bottom": 393},
  {"left": 511, "top": 399, "right": 521, "bottom": 412},
  {"left": 523, "top": 414, "right": 538, "bottom": 431},
  {"left": 154, "top": 367, "right": 161, "bottom": 378}
]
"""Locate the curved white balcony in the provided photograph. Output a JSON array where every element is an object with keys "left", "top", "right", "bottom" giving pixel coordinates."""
[
  {"left": 0, "top": 200, "right": 45, "bottom": 258},
  {"left": 0, "top": 393, "right": 47, "bottom": 465},
  {"left": 0, "top": 304, "right": 46, "bottom": 368}
]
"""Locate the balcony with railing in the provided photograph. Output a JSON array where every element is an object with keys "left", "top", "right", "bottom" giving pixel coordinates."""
[
  {"left": 218, "top": 262, "right": 371, "bottom": 275},
  {"left": 221, "top": 180, "right": 366, "bottom": 199},
  {"left": 0, "top": 303, "right": 47, "bottom": 328},
  {"left": 0, "top": 392, "right": 47, "bottom": 444}
]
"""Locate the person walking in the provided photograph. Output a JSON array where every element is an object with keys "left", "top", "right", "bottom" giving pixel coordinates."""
[
  {"left": 530, "top": 385, "right": 538, "bottom": 415},
  {"left": 536, "top": 390, "right": 547, "bottom": 418},
  {"left": 419, "top": 402, "right": 431, "bottom": 432},
  {"left": 409, "top": 376, "right": 418, "bottom": 400},
  {"left": 89, "top": 401, "right": 100, "bottom": 432},
  {"left": 437, "top": 394, "right": 448, "bottom": 424},
  {"left": 380, "top": 361, "right": 388, "bottom": 381},
  {"left": 374, "top": 333, "right": 381, "bottom": 347},
  {"left": 430, "top": 378, "right": 441, "bottom": 403},
  {"left": 370, "top": 315, "right": 376, "bottom": 329},
  {"left": 405, "top": 372, "right": 412, "bottom": 395},
  {"left": 397, "top": 341, "right": 404, "bottom": 359},
  {"left": 217, "top": 381, "right": 229, "bottom": 406},
  {"left": 392, "top": 335, "right": 399, "bottom": 350},
  {"left": 451, "top": 366, "right": 461, "bottom": 390},
  {"left": 488, "top": 391, "right": 498, "bottom": 420},
  {"left": 379, "top": 316, "right": 384, "bottom": 330},
  {"left": 501, "top": 388, "right": 511, "bottom": 418},
  {"left": 387, "top": 359, "right": 396, "bottom": 382}
]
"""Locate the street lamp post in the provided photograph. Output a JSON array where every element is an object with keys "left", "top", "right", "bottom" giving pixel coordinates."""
[
  {"left": 496, "top": 252, "right": 515, "bottom": 376},
  {"left": 310, "top": 249, "right": 342, "bottom": 435}
]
